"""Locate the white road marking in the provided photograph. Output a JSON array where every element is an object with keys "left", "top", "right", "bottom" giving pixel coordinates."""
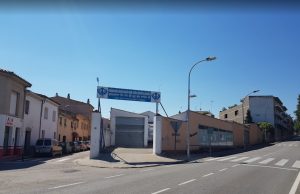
[
  {"left": 48, "top": 182, "right": 85, "bottom": 190},
  {"left": 55, "top": 158, "right": 71, "bottom": 163},
  {"left": 292, "top": 161, "right": 300, "bottom": 169},
  {"left": 231, "top": 157, "right": 249, "bottom": 162},
  {"left": 259, "top": 158, "right": 275, "bottom": 164},
  {"left": 289, "top": 171, "right": 300, "bottom": 194},
  {"left": 289, "top": 144, "right": 294, "bottom": 147},
  {"left": 152, "top": 188, "right": 171, "bottom": 194},
  {"left": 202, "top": 173, "right": 214, "bottom": 177},
  {"left": 178, "top": 179, "right": 196, "bottom": 186},
  {"left": 275, "top": 159, "right": 289, "bottom": 166},
  {"left": 243, "top": 157, "right": 261, "bottom": 163},
  {"left": 242, "top": 164, "right": 298, "bottom": 171},
  {"left": 218, "top": 156, "right": 237, "bottom": 161},
  {"left": 263, "top": 152, "right": 276, "bottom": 157},
  {"left": 232, "top": 164, "right": 240, "bottom": 167},
  {"left": 205, "top": 157, "right": 220, "bottom": 161},
  {"left": 294, "top": 145, "right": 298, "bottom": 147},
  {"left": 141, "top": 169, "right": 154, "bottom": 172},
  {"left": 219, "top": 168, "right": 228, "bottom": 172},
  {"left": 105, "top": 174, "right": 124, "bottom": 179}
]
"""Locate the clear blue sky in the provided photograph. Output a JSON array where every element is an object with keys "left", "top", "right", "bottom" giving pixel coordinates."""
[{"left": 1, "top": 5, "right": 300, "bottom": 119}]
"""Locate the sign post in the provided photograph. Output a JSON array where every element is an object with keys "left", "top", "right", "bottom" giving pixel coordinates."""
[{"left": 170, "top": 121, "right": 182, "bottom": 151}]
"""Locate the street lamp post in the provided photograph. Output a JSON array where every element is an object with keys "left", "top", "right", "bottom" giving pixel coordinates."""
[
  {"left": 187, "top": 56, "right": 216, "bottom": 161},
  {"left": 241, "top": 90, "right": 260, "bottom": 149}
]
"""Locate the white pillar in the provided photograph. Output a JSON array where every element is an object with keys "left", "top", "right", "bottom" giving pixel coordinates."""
[
  {"left": 90, "top": 112, "right": 101, "bottom": 159},
  {"left": 153, "top": 115, "right": 162, "bottom": 155}
]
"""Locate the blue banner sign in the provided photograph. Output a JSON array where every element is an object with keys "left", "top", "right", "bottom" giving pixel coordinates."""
[{"left": 97, "top": 86, "right": 161, "bottom": 103}]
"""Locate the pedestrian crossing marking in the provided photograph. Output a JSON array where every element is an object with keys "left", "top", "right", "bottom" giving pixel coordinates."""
[
  {"left": 55, "top": 158, "right": 71, "bottom": 163},
  {"left": 275, "top": 159, "right": 289, "bottom": 166},
  {"left": 292, "top": 161, "right": 300, "bottom": 169},
  {"left": 205, "top": 157, "right": 221, "bottom": 161},
  {"left": 218, "top": 156, "right": 237, "bottom": 161},
  {"left": 259, "top": 158, "right": 275, "bottom": 164},
  {"left": 243, "top": 157, "right": 262, "bottom": 163},
  {"left": 231, "top": 157, "right": 249, "bottom": 162}
]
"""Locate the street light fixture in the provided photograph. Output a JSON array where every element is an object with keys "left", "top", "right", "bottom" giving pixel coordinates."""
[
  {"left": 241, "top": 90, "right": 260, "bottom": 149},
  {"left": 187, "top": 56, "right": 216, "bottom": 161}
]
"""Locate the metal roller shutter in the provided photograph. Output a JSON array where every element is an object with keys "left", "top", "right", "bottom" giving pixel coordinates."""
[{"left": 115, "top": 117, "right": 144, "bottom": 147}]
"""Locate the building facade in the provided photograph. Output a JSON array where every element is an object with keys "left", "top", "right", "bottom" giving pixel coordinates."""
[
  {"left": 52, "top": 94, "right": 93, "bottom": 143},
  {"left": 219, "top": 96, "right": 293, "bottom": 141},
  {"left": 110, "top": 108, "right": 148, "bottom": 148},
  {"left": 0, "top": 69, "right": 31, "bottom": 159},
  {"left": 23, "top": 91, "right": 59, "bottom": 154},
  {"left": 153, "top": 111, "right": 263, "bottom": 154}
]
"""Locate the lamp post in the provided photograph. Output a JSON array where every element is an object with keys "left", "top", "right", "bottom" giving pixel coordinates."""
[
  {"left": 187, "top": 56, "right": 216, "bottom": 161},
  {"left": 241, "top": 90, "right": 260, "bottom": 149}
]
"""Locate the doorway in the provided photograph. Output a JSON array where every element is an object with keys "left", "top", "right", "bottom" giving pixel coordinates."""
[
  {"left": 24, "top": 129, "right": 31, "bottom": 155},
  {"left": 3, "top": 126, "right": 11, "bottom": 156}
]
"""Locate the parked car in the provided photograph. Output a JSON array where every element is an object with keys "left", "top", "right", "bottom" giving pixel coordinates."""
[
  {"left": 84, "top": 141, "right": 90, "bottom": 150},
  {"left": 59, "top": 142, "right": 72, "bottom": 154},
  {"left": 35, "top": 138, "right": 62, "bottom": 157},
  {"left": 70, "top": 141, "right": 81, "bottom": 152},
  {"left": 77, "top": 141, "right": 88, "bottom": 151}
]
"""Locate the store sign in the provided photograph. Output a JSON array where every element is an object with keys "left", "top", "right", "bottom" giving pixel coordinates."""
[
  {"left": 97, "top": 86, "right": 161, "bottom": 103},
  {"left": 5, "top": 117, "right": 14, "bottom": 127}
]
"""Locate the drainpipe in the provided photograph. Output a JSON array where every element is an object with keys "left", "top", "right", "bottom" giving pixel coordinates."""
[{"left": 38, "top": 99, "right": 45, "bottom": 138}]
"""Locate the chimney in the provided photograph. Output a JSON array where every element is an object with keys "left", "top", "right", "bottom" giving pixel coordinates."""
[
  {"left": 56, "top": 93, "right": 58, "bottom": 97},
  {"left": 87, "top": 99, "right": 90, "bottom": 104},
  {"left": 67, "top": 93, "right": 70, "bottom": 99}
]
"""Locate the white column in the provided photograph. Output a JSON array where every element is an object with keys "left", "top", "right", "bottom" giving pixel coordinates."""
[
  {"left": 90, "top": 112, "right": 101, "bottom": 159},
  {"left": 153, "top": 115, "right": 162, "bottom": 155}
]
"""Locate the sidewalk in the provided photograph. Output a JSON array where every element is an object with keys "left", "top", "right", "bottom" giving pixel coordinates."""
[{"left": 74, "top": 148, "right": 188, "bottom": 169}]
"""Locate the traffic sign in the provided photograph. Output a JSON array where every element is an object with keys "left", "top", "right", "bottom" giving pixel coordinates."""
[{"left": 97, "top": 86, "right": 161, "bottom": 103}]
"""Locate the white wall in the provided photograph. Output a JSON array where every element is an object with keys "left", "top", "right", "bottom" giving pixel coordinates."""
[
  {"left": 153, "top": 116, "right": 162, "bottom": 155},
  {"left": 24, "top": 94, "right": 58, "bottom": 146},
  {"left": 0, "top": 114, "right": 24, "bottom": 148},
  {"left": 110, "top": 108, "right": 148, "bottom": 147},
  {"left": 90, "top": 112, "right": 101, "bottom": 158},
  {"left": 24, "top": 95, "right": 42, "bottom": 145},
  {"left": 41, "top": 100, "right": 58, "bottom": 140}
]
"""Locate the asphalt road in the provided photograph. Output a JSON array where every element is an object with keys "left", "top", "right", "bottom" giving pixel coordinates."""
[{"left": 1, "top": 137, "right": 300, "bottom": 194}]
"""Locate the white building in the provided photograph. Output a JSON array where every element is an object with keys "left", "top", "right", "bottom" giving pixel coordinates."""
[
  {"left": 219, "top": 96, "right": 294, "bottom": 141},
  {"left": 109, "top": 108, "right": 148, "bottom": 148},
  {"left": 23, "top": 91, "right": 59, "bottom": 154},
  {"left": 141, "top": 111, "right": 155, "bottom": 143},
  {"left": 0, "top": 69, "right": 31, "bottom": 159}
]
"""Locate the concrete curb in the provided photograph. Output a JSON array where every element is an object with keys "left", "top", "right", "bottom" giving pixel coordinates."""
[{"left": 74, "top": 158, "right": 187, "bottom": 169}]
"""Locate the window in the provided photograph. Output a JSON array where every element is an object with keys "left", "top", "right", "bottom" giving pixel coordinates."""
[
  {"left": 54, "top": 132, "right": 56, "bottom": 139},
  {"left": 58, "top": 134, "right": 61, "bottom": 141},
  {"left": 25, "top": 100, "right": 30, "bottom": 114},
  {"left": 235, "top": 110, "right": 239, "bottom": 116},
  {"left": 71, "top": 121, "right": 73, "bottom": 128},
  {"left": 59, "top": 117, "right": 62, "bottom": 125},
  {"left": 224, "top": 114, "right": 228, "bottom": 119},
  {"left": 52, "top": 111, "right": 56, "bottom": 122},
  {"left": 64, "top": 118, "right": 67, "bottom": 127},
  {"left": 44, "top": 107, "right": 48, "bottom": 119},
  {"left": 42, "top": 130, "right": 45, "bottom": 138},
  {"left": 10, "top": 91, "right": 19, "bottom": 116}
]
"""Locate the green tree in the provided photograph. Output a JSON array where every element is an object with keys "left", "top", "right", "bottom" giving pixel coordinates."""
[
  {"left": 245, "top": 110, "right": 253, "bottom": 123},
  {"left": 294, "top": 95, "right": 300, "bottom": 134},
  {"left": 258, "top": 122, "right": 273, "bottom": 143}
]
